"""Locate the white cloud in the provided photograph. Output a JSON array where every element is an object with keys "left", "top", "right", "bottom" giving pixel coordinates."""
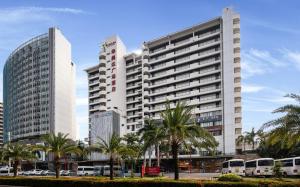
[
  {"left": 0, "top": 7, "right": 88, "bottom": 23},
  {"left": 241, "top": 48, "right": 297, "bottom": 79},
  {"left": 242, "top": 84, "right": 265, "bottom": 93},
  {"left": 246, "top": 18, "right": 300, "bottom": 35},
  {"left": 282, "top": 49, "right": 300, "bottom": 71},
  {"left": 127, "top": 48, "right": 142, "bottom": 55}
]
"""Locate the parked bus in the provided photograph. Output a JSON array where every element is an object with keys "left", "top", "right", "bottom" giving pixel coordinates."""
[
  {"left": 103, "top": 165, "right": 122, "bottom": 176},
  {"left": 0, "top": 167, "right": 13, "bottom": 176},
  {"left": 222, "top": 159, "right": 245, "bottom": 176},
  {"left": 275, "top": 157, "right": 300, "bottom": 176},
  {"left": 245, "top": 158, "right": 274, "bottom": 176},
  {"left": 77, "top": 166, "right": 94, "bottom": 176},
  {"left": 94, "top": 165, "right": 104, "bottom": 176}
]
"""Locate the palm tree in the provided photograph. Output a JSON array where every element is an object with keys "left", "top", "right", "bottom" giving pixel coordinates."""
[
  {"left": 76, "top": 140, "right": 91, "bottom": 161},
  {"left": 3, "top": 143, "right": 36, "bottom": 177},
  {"left": 35, "top": 132, "right": 80, "bottom": 178},
  {"left": 121, "top": 133, "right": 144, "bottom": 177},
  {"left": 93, "top": 132, "right": 124, "bottom": 180},
  {"left": 138, "top": 118, "right": 165, "bottom": 167},
  {"left": 236, "top": 134, "right": 246, "bottom": 151},
  {"left": 262, "top": 94, "right": 300, "bottom": 148},
  {"left": 245, "top": 128, "right": 257, "bottom": 150},
  {"left": 160, "top": 101, "right": 217, "bottom": 180}
]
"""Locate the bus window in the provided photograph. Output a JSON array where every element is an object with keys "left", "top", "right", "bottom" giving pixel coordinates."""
[
  {"left": 281, "top": 159, "right": 293, "bottom": 167},
  {"left": 230, "top": 161, "right": 244, "bottom": 167},
  {"left": 295, "top": 159, "right": 300, "bottom": 166},
  {"left": 246, "top": 161, "right": 256, "bottom": 168},
  {"left": 258, "top": 160, "right": 274, "bottom": 166},
  {"left": 223, "top": 162, "right": 228, "bottom": 168}
]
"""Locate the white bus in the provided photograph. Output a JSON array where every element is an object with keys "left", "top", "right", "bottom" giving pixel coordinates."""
[
  {"left": 245, "top": 158, "right": 274, "bottom": 176},
  {"left": 0, "top": 167, "right": 13, "bottom": 176},
  {"left": 275, "top": 157, "right": 300, "bottom": 176},
  {"left": 103, "top": 165, "right": 122, "bottom": 176},
  {"left": 77, "top": 166, "right": 94, "bottom": 176},
  {"left": 94, "top": 165, "right": 104, "bottom": 176},
  {"left": 222, "top": 159, "right": 245, "bottom": 176}
]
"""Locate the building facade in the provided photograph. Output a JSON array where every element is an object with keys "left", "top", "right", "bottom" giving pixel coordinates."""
[
  {"left": 90, "top": 111, "right": 122, "bottom": 160},
  {"left": 3, "top": 27, "right": 77, "bottom": 143},
  {"left": 86, "top": 8, "right": 241, "bottom": 155},
  {"left": 85, "top": 36, "right": 127, "bottom": 143},
  {"left": 0, "top": 102, "right": 3, "bottom": 146}
]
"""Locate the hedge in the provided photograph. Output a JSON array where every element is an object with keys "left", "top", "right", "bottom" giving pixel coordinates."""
[{"left": 0, "top": 177, "right": 299, "bottom": 187}]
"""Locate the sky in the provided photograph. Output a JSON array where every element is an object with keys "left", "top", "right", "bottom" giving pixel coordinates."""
[{"left": 0, "top": 0, "right": 299, "bottom": 140}]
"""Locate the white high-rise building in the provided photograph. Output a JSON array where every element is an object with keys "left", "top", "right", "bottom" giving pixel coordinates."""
[
  {"left": 3, "top": 27, "right": 77, "bottom": 143},
  {"left": 86, "top": 8, "right": 241, "bottom": 154}
]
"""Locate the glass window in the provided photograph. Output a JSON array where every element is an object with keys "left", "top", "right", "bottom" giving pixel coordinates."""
[
  {"left": 230, "top": 161, "right": 244, "bottom": 167},
  {"left": 245, "top": 161, "right": 256, "bottom": 168},
  {"left": 258, "top": 160, "right": 274, "bottom": 166},
  {"left": 281, "top": 159, "right": 293, "bottom": 167},
  {"left": 295, "top": 159, "right": 300, "bottom": 166},
  {"left": 223, "top": 162, "right": 228, "bottom": 168}
]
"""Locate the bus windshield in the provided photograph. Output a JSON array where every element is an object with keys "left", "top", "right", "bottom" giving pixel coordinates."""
[
  {"left": 258, "top": 160, "right": 274, "bottom": 166},
  {"left": 230, "top": 161, "right": 244, "bottom": 167}
]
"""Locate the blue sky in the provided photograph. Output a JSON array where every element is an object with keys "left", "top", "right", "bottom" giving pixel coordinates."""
[{"left": 0, "top": 0, "right": 299, "bottom": 140}]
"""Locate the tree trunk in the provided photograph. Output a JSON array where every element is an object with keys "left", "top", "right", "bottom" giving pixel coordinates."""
[
  {"left": 156, "top": 144, "right": 160, "bottom": 167},
  {"left": 171, "top": 143, "right": 179, "bottom": 180},
  {"left": 54, "top": 157, "right": 60, "bottom": 178},
  {"left": 109, "top": 155, "right": 114, "bottom": 180},
  {"left": 148, "top": 147, "right": 152, "bottom": 167},
  {"left": 13, "top": 160, "right": 19, "bottom": 177},
  {"left": 131, "top": 160, "right": 134, "bottom": 178}
]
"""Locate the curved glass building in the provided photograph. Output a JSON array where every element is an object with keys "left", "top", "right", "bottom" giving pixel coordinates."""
[{"left": 3, "top": 27, "right": 77, "bottom": 143}]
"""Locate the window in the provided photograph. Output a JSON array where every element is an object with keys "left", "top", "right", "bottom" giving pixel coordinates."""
[
  {"left": 246, "top": 161, "right": 256, "bottom": 168},
  {"left": 235, "top": 97, "right": 241, "bottom": 102},
  {"left": 234, "top": 67, "right": 241, "bottom": 73},
  {"left": 230, "top": 161, "right": 244, "bottom": 167},
  {"left": 223, "top": 162, "right": 228, "bottom": 168},
  {"left": 281, "top": 159, "right": 293, "bottom": 167},
  {"left": 234, "top": 87, "right": 241, "bottom": 92},
  {"left": 234, "top": 77, "right": 241, "bottom": 83},
  {"left": 235, "top": 107, "right": 241, "bottom": 113},
  {"left": 295, "top": 159, "right": 300, "bottom": 166},
  {"left": 258, "top": 160, "right": 274, "bottom": 166},
  {"left": 235, "top": 117, "right": 242, "bottom": 123}
]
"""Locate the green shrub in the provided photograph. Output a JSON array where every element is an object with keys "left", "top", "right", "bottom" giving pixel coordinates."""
[
  {"left": 204, "top": 181, "right": 258, "bottom": 187},
  {"left": 0, "top": 177, "right": 299, "bottom": 187},
  {"left": 218, "top": 173, "right": 243, "bottom": 182}
]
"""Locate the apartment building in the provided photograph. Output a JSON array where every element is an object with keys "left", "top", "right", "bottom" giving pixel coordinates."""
[
  {"left": 86, "top": 8, "right": 241, "bottom": 154},
  {"left": 3, "top": 27, "right": 77, "bottom": 143},
  {"left": 85, "top": 36, "right": 127, "bottom": 143},
  {"left": 0, "top": 102, "right": 3, "bottom": 146}
]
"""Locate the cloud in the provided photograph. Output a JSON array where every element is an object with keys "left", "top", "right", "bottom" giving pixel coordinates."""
[
  {"left": 246, "top": 18, "right": 300, "bottom": 35},
  {"left": 241, "top": 48, "right": 300, "bottom": 79},
  {"left": 242, "top": 84, "right": 265, "bottom": 93},
  {"left": 282, "top": 49, "right": 300, "bottom": 71},
  {"left": 127, "top": 48, "right": 142, "bottom": 55},
  {"left": 0, "top": 7, "right": 89, "bottom": 23}
]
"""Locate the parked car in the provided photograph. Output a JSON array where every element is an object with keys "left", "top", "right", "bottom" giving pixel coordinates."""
[
  {"left": 26, "top": 169, "right": 43, "bottom": 176},
  {"left": 61, "top": 170, "right": 75, "bottom": 176},
  {"left": 41, "top": 170, "right": 55, "bottom": 176}
]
